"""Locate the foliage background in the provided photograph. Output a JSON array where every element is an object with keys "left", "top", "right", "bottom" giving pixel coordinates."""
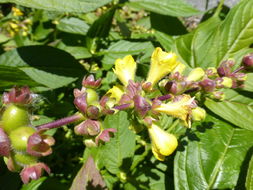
[{"left": 0, "top": 0, "right": 253, "bottom": 189}]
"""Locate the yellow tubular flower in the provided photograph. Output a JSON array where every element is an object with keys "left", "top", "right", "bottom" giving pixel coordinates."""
[
  {"left": 106, "top": 85, "right": 124, "bottom": 103},
  {"left": 146, "top": 47, "right": 178, "bottom": 87},
  {"left": 148, "top": 123, "right": 178, "bottom": 161},
  {"left": 12, "top": 7, "right": 24, "bottom": 16},
  {"left": 113, "top": 55, "right": 137, "bottom": 86},
  {"left": 186, "top": 67, "right": 205, "bottom": 82},
  {"left": 153, "top": 95, "right": 194, "bottom": 127},
  {"left": 171, "top": 61, "right": 186, "bottom": 75}
]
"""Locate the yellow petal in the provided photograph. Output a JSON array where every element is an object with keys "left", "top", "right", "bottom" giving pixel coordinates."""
[
  {"left": 154, "top": 95, "right": 194, "bottom": 127},
  {"left": 146, "top": 47, "right": 178, "bottom": 87},
  {"left": 113, "top": 55, "right": 137, "bottom": 86},
  {"left": 106, "top": 85, "right": 124, "bottom": 103},
  {"left": 148, "top": 123, "right": 178, "bottom": 160},
  {"left": 186, "top": 67, "right": 205, "bottom": 82}
]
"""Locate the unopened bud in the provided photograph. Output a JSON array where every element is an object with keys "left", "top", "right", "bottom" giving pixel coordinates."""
[
  {"left": 187, "top": 68, "right": 205, "bottom": 82},
  {"left": 210, "top": 91, "right": 225, "bottom": 100},
  {"left": 216, "top": 77, "right": 233, "bottom": 88},
  {"left": 199, "top": 79, "right": 216, "bottom": 92},
  {"left": 84, "top": 139, "right": 97, "bottom": 147},
  {"left": 74, "top": 120, "right": 101, "bottom": 136},
  {"left": 86, "top": 105, "right": 100, "bottom": 119},
  {"left": 206, "top": 67, "right": 218, "bottom": 78},
  {"left": 233, "top": 73, "right": 247, "bottom": 82},
  {"left": 133, "top": 95, "right": 151, "bottom": 118},
  {"left": 242, "top": 53, "right": 253, "bottom": 68},
  {"left": 217, "top": 59, "right": 235, "bottom": 77},
  {"left": 82, "top": 75, "right": 102, "bottom": 89},
  {"left": 192, "top": 107, "right": 206, "bottom": 121}
]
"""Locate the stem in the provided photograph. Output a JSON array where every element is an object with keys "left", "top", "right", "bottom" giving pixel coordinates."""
[
  {"left": 151, "top": 94, "right": 172, "bottom": 101},
  {"left": 214, "top": 0, "right": 225, "bottom": 17},
  {"left": 36, "top": 114, "right": 84, "bottom": 130},
  {"left": 232, "top": 66, "right": 245, "bottom": 74}
]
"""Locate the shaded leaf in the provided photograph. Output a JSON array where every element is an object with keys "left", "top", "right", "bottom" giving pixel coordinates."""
[
  {"left": 21, "top": 177, "right": 47, "bottom": 190},
  {"left": 246, "top": 155, "right": 253, "bottom": 190},
  {"left": 174, "top": 115, "right": 253, "bottom": 190}
]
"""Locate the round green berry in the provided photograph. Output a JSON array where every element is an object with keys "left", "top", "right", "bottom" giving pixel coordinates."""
[
  {"left": 14, "top": 153, "right": 37, "bottom": 165},
  {"left": 1, "top": 104, "right": 30, "bottom": 134},
  {"left": 86, "top": 88, "right": 99, "bottom": 105},
  {"left": 9, "top": 126, "right": 36, "bottom": 151}
]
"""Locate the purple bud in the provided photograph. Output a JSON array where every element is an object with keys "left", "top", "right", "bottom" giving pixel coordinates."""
[
  {"left": 242, "top": 53, "right": 253, "bottom": 68},
  {"left": 86, "top": 105, "right": 100, "bottom": 119},
  {"left": 0, "top": 128, "right": 11, "bottom": 156},
  {"left": 95, "top": 128, "right": 117, "bottom": 144},
  {"left": 217, "top": 60, "right": 235, "bottom": 77},
  {"left": 133, "top": 95, "right": 151, "bottom": 118},
  {"left": 74, "top": 120, "right": 101, "bottom": 136},
  {"left": 199, "top": 79, "right": 216, "bottom": 92},
  {"left": 2, "top": 86, "right": 32, "bottom": 105},
  {"left": 143, "top": 117, "right": 154, "bottom": 126},
  {"left": 99, "top": 95, "right": 115, "bottom": 115},
  {"left": 142, "top": 82, "right": 152, "bottom": 92},
  {"left": 232, "top": 73, "right": 247, "bottom": 82},
  {"left": 20, "top": 162, "right": 50, "bottom": 184},
  {"left": 74, "top": 93, "right": 87, "bottom": 114},
  {"left": 82, "top": 75, "right": 102, "bottom": 89},
  {"left": 126, "top": 80, "right": 142, "bottom": 98},
  {"left": 27, "top": 131, "right": 55, "bottom": 157}
]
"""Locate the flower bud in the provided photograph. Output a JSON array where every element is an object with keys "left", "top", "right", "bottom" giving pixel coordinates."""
[
  {"left": 27, "top": 130, "right": 55, "bottom": 157},
  {"left": 14, "top": 153, "right": 37, "bottom": 165},
  {"left": 2, "top": 86, "right": 32, "bottom": 105},
  {"left": 187, "top": 68, "right": 205, "bottom": 82},
  {"left": 242, "top": 53, "right": 253, "bottom": 68},
  {"left": 20, "top": 162, "right": 50, "bottom": 184},
  {"left": 0, "top": 128, "right": 11, "bottom": 156},
  {"left": 191, "top": 107, "right": 206, "bottom": 121},
  {"left": 233, "top": 73, "right": 247, "bottom": 82},
  {"left": 217, "top": 60, "right": 235, "bottom": 77},
  {"left": 210, "top": 91, "right": 225, "bottom": 100},
  {"left": 165, "top": 81, "right": 187, "bottom": 95},
  {"left": 216, "top": 77, "right": 233, "bottom": 88},
  {"left": 206, "top": 67, "right": 218, "bottom": 78},
  {"left": 199, "top": 79, "right": 216, "bottom": 92},
  {"left": 82, "top": 75, "right": 102, "bottom": 89},
  {"left": 95, "top": 128, "right": 117, "bottom": 144},
  {"left": 86, "top": 88, "right": 99, "bottom": 105},
  {"left": 73, "top": 94, "right": 87, "bottom": 114},
  {"left": 84, "top": 139, "right": 97, "bottom": 147},
  {"left": 86, "top": 105, "right": 100, "bottom": 119},
  {"left": 148, "top": 123, "right": 178, "bottom": 161},
  {"left": 74, "top": 120, "right": 101, "bottom": 136},
  {"left": 133, "top": 95, "right": 151, "bottom": 118}
]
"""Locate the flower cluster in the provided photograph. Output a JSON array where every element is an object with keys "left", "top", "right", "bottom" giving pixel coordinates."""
[{"left": 0, "top": 87, "right": 54, "bottom": 183}]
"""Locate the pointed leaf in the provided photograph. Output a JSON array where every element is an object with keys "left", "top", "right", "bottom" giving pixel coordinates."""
[{"left": 174, "top": 115, "right": 253, "bottom": 190}]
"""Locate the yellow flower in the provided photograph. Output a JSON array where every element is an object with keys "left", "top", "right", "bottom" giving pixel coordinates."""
[
  {"left": 192, "top": 107, "right": 206, "bottom": 121},
  {"left": 12, "top": 7, "right": 23, "bottom": 16},
  {"left": 153, "top": 95, "right": 194, "bottom": 127},
  {"left": 171, "top": 61, "right": 186, "bottom": 75},
  {"left": 148, "top": 123, "right": 178, "bottom": 161},
  {"left": 146, "top": 47, "right": 178, "bottom": 87},
  {"left": 113, "top": 55, "right": 137, "bottom": 86},
  {"left": 106, "top": 85, "right": 124, "bottom": 103}
]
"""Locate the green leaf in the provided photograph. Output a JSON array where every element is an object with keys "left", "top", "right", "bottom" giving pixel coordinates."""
[
  {"left": 244, "top": 73, "right": 253, "bottom": 92},
  {"left": 205, "top": 89, "right": 253, "bottom": 130},
  {"left": 100, "top": 111, "right": 136, "bottom": 175},
  {"left": 128, "top": 0, "right": 200, "bottom": 17},
  {"left": 246, "top": 155, "right": 253, "bottom": 190},
  {"left": 56, "top": 43, "right": 92, "bottom": 59},
  {"left": 57, "top": 17, "right": 89, "bottom": 35},
  {"left": 70, "top": 156, "right": 106, "bottom": 190},
  {"left": 0, "top": 0, "right": 112, "bottom": 13},
  {"left": 87, "top": 8, "right": 115, "bottom": 38},
  {"left": 21, "top": 177, "right": 47, "bottom": 190},
  {"left": 174, "top": 115, "right": 253, "bottom": 190},
  {"left": 0, "top": 46, "right": 85, "bottom": 89},
  {"left": 101, "top": 40, "right": 154, "bottom": 70}
]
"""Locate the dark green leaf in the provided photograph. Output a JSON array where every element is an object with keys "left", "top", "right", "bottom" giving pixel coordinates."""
[
  {"left": 21, "top": 177, "right": 47, "bottom": 190},
  {"left": 0, "top": 0, "right": 112, "bottom": 13},
  {"left": 128, "top": 0, "right": 200, "bottom": 17},
  {"left": 205, "top": 89, "right": 253, "bottom": 130},
  {"left": 100, "top": 111, "right": 136, "bottom": 175},
  {"left": 56, "top": 43, "right": 92, "bottom": 59},
  {"left": 174, "top": 115, "right": 253, "bottom": 189}
]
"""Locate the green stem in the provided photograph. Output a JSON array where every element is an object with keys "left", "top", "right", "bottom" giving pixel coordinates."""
[{"left": 214, "top": 0, "right": 225, "bottom": 17}]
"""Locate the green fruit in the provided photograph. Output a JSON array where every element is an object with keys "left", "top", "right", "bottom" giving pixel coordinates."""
[
  {"left": 14, "top": 153, "right": 37, "bottom": 165},
  {"left": 9, "top": 126, "right": 35, "bottom": 151},
  {"left": 1, "top": 104, "right": 30, "bottom": 134},
  {"left": 86, "top": 88, "right": 99, "bottom": 105}
]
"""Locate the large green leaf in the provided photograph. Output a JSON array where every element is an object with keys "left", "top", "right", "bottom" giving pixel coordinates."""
[
  {"left": 205, "top": 89, "right": 253, "bottom": 130},
  {"left": 246, "top": 155, "right": 253, "bottom": 190},
  {"left": 0, "top": 46, "right": 85, "bottom": 89},
  {"left": 174, "top": 0, "right": 253, "bottom": 68},
  {"left": 128, "top": 0, "right": 200, "bottom": 17},
  {"left": 174, "top": 115, "right": 253, "bottom": 190},
  {"left": 0, "top": 0, "right": 112, "bottom": 13},
  {"left": 101, "top": 40, "right": 154, "bottom": 70},
  {"left": 99, "top": 111, "right": 136, "bottom": 175},
  {"left": 244, "top": 73, "right": 253, "bottom": 92},
  {"left": 56, "top": 17, "right": 89, "bottom": 35}
]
